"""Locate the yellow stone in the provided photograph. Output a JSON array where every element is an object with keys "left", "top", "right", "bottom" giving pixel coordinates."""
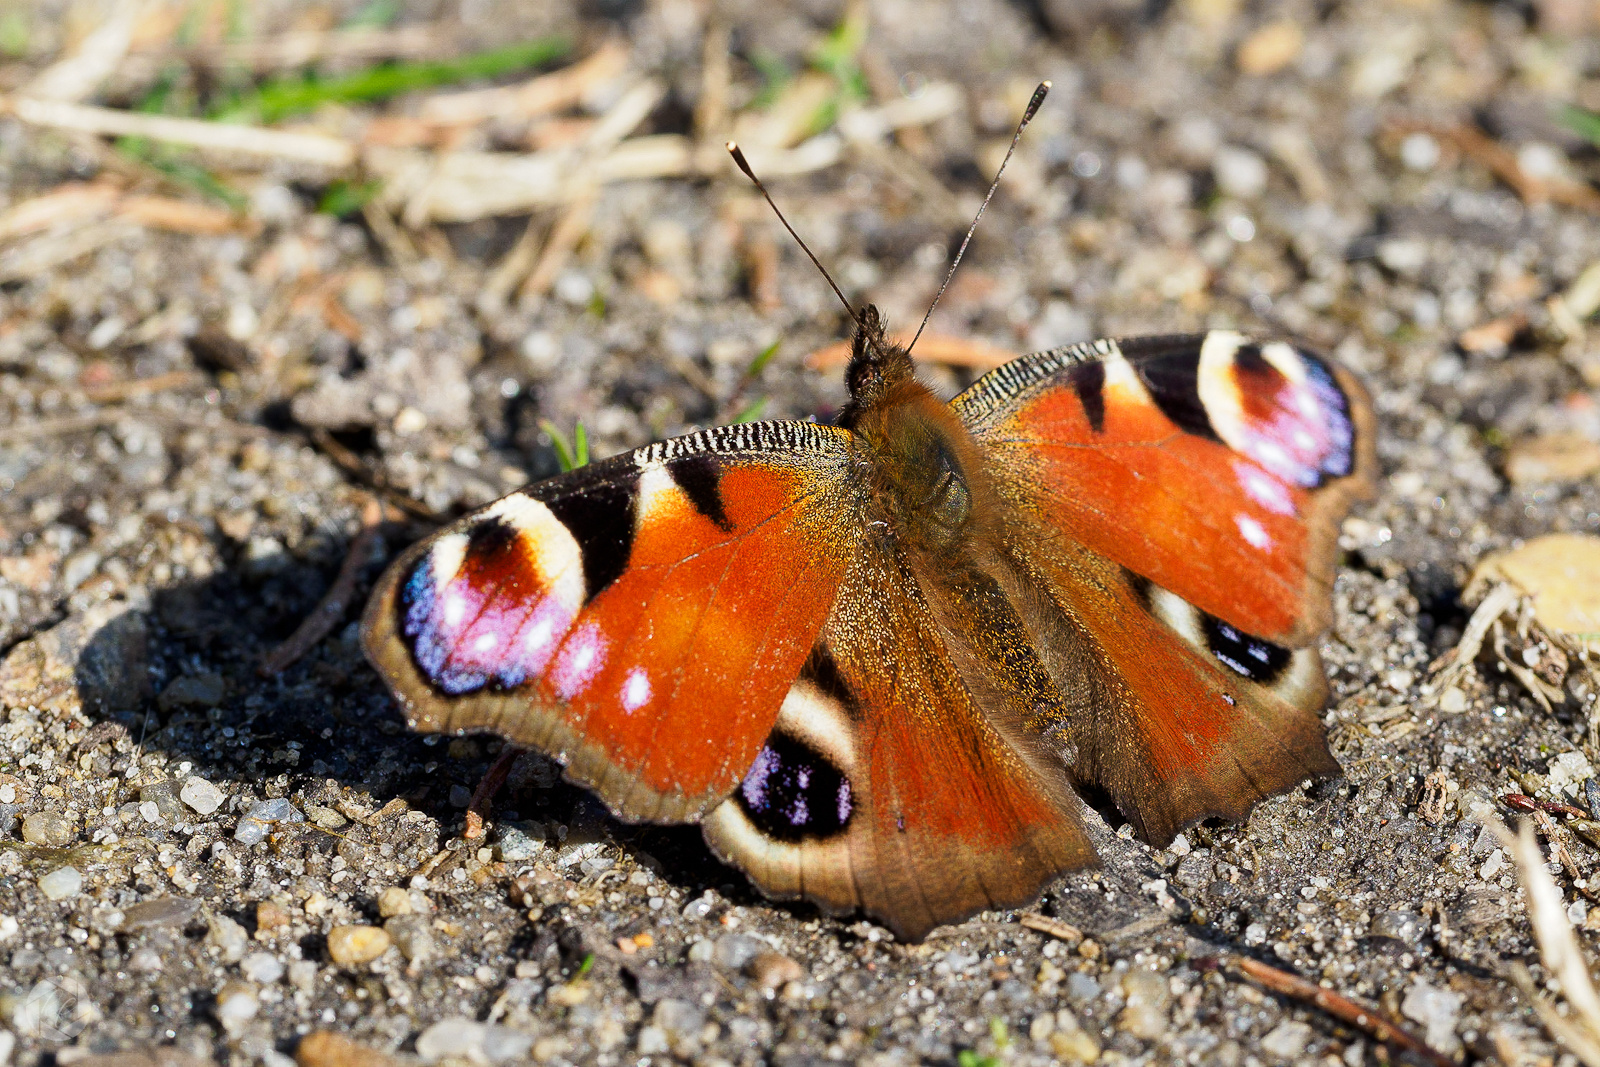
[
  {"left": 326, "top": 924, "right": 392, "bottom": 966},
  {"left": 1237, "top": 22, "right": 1304, "bottom": 76}
]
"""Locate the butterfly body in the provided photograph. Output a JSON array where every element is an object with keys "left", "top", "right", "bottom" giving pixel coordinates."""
[{"left": 362, "top": 308, "right": 1374, "bottom": 941}]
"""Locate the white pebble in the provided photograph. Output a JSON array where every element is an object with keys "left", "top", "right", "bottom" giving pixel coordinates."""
[
  {"left": 181, "top": 776, "right": 225, "bottom": 816},
  {"left": 240, "top": 951, "right": 285, "bottom": 984},
  {"left": 215, "top": 983, "right": 260, "bottom": 1033},
  {"left": 37, "top": 866, "right": 82, "bottom": 901},
  {"left": 1213, "top": 146, "right": 1269, "bottom": 199}
]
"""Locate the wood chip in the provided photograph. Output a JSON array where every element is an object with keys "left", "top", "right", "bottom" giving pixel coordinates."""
[{"left": 1019, "top": 913, "right": 1084, "bottom": 942}]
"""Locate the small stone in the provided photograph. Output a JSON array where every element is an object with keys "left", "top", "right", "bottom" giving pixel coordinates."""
[
  {"left": 241, "top": 950, "right": 285, "bottom": 983},
  {"left": 180, "top": 776, "right": 225, "bottom": 815},
  {"left": 681, "top": 894, "right": 715, "bottom": 921},
  {"left": 1401, "top": 980, "right": 1463, "bottom": 1054},
  {"left": 1261, "top": 1020, "right": 1312, "bottom": 1059},
  {"left": 748, "top": 950, "right": 804, "bottom": 991},
  {"left": 652, "top": 998, "right": 706, "bottom": 1054},
  {"left": 1118, "top": 969, "right": 1170, "bottom": 1040},
  {"left": 208, "top": 913, "right": 250, "bottom": 963},
  {"left": 129, "top": 947, "right": 163, "bottom": 972},
  {"left": 327, "top": 924, "right": 391, "bottom": 966},
  {"left": 119, "top": 896, "right": 199, "bottom": 932},
  {"left": 257, "top": 899, "right": 291, "bottom": 934},
  {"left": 215, "top": 981, "right": 259, "bottom": 1032},
  {"left": 384, "top": 914, "right": 436, "bottom": 965},
  {"left": 415, "top": 1018, "right": 532, "bottom": 1064},
  {"left": 1236, "top": 21, "right": 1302, "bottom": 75},
  {"left": 21, "top": 811, "right": 75, "bottom": 847},
  {"left": 494, "top": 822, "right": 545, "bottom": 862},
  {"left": 711, "top": 933, "right": 765, "bottom": 971},
  {"left": 1439, "top": 686, "right": 1468, "bottom": 714},
  {"left": 1480, "top": 850, "right": 1507, "bottom": 880},
  {"left": 296, "top": 1030, "right": 404, "bottom": 1067},
  {"left": 377, "top": 887, "right": 413, "bottom": 918},
  {"left": 37, "top": 865, "right": 82, "bottom": 900},
  {"left": 1048, "top": 1028, "right": 1100, "bottom": 1063},
  {"left": 304, "top": 803, "right": 348, "bottom": 830},
  {"left": 1213, "top": 146, "right": 1269, "bottom": 199},
  {"left": 158, "top": 672, "right": 226, "bottom": 711},
  {"left": 1370, "top": 910, "right": 1423, "bottom": 945},
  {"left": 235, "top": 797, "right": 305, "bottom": 845}
]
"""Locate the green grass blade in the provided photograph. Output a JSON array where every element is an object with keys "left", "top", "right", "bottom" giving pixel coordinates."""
[{"left": 221, "top": 36, "right": 569, "bottom": 123}]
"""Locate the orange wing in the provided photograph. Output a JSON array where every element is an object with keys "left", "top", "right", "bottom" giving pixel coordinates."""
[
  {"left": 954, "top": 332, "right": 1376, "bottom": 647},
  {"left": 703, "top": 543, "right": 1096, "bottom": 942},
  {"left": 362, "top": 422, "right": 863, "bottom": 823}
]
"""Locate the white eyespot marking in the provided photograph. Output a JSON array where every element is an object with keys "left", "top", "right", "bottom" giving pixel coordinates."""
[
  {"left": 442, "top": 592, "right": 468, "bottom": 628},
  {"left": 1235, "top": 460, "right": 1296, "bottom": 516},
  {"left": 525, "top": 616, "right": 554, "bottom": 653},
  {"left": 473, "top": 632, "right": 498, "bottom": 653},
  {"left": 428, "top": 532, "right": 470, "bottom": 586},
  {"left": 552, "top": 621, "right": 608, "bottom": 700},
  {"left": 621, "top": 668, "right": 652, "bottom": 712},
  {"left": 482, "top": 493, "right": 586, "bottom": 612},
  {"left": 1237, "top": 514, "right": 1272, "bottom": 549},
  {"left": 1101, "top": 349, "right": 1153, "bottom": 409}
]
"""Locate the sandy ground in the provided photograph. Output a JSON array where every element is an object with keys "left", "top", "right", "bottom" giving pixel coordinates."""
[{"left": 5, "top": 0, "right": 1600, "bottom": 1064}]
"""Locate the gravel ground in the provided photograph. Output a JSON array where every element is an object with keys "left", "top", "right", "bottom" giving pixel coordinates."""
[{"left": 5, "top": 0, "right": 1600, "bottom": 1064}]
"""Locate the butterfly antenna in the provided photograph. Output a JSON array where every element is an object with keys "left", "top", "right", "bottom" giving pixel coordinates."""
[
  {"left": 906, "top": 80, "right": 1050, "bottom": 356},
  {"left": 727, "top": 141, "right": 868, "bottom": 337}
]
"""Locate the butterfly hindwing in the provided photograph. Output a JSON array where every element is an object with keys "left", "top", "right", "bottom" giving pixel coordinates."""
[
  {"left": 361, "top": 422, "right": 863, "bottom": 823},
  {"left": 954, "top": 331, "right": 1376, "bottom": 647},
  {"left": 702, "top": 539, "right": 1098, "bottom": 943}
]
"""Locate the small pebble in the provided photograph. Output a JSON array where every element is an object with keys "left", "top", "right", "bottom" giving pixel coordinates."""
[
  {"left": 326, "top": 924, "right": 391, "bottom": 966},
  {"left": 37, "top": 865, "right": 82, "bottom": 900},
  {"left": 1118, "top": 969, "right": 1170, "bottom": 1040},
  {"left": 748, "top": 950, "right": 804, "bottom": 991},
  {"left": 257, "top": 899, "right": 291, "bottom": 933},
  {"left": 208, "top": 913, "right": 250, "bottom": 963},
  {"left": 158, "top": 672, "right": 226, "bottom": 710},
  {"left": 1213, "top": 145, "right": 1269, "bottom": 199},
  {"left": 180, "top": 776, "right": 225, "bottom": 815},
  {"left": 384, "top": 914, "right": 436, "bottom": 965},
  {"left": 711, "top": 933, "right": 765, "bottom": 970},
  {"left": 295, "top": 1030, "right": 404, "bottom": 1067},
  {"left": 215, "top": 981, "right": 260, "bottom": 1033},
  {"left": 1261, "top": 1020, "right": 1311, "bottom": 1059},
  {"left": 21, "top": 811, "right": 75, "bottom": 847},
  {"left": 1439, "top": 686, "right": 1468, "bottom": 714},
  {"left": 377, "top": 887, "right": 413, "bottom": 918},
  {"left": 119, "top": 896, "right": 199, "bottom": 932},
  {"left": 241, "top": 950, "right": 285, "bottom": 983},
  {"left": 139, "top": 778, "right": 185, "bottom": 823},
  {"left": 235, "top": 797, "right": 305, "bottom": 845},
  {"left": 494, "top": 822, "right": 545, "bottom": 862},
  {"left": 415, "top": 1018, "right": 532, "bottom": 1064},
  {"left": 1401, "top": 980, "right": 1463, "bottom": 1054}
]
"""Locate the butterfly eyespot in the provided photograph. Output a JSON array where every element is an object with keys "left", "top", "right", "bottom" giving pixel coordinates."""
[
  {"left": 1202, "top": 615, "right": 1291, "bottom": 684},
  {"left": 737, "top": 730, "right": 853, "bottom": 843}
]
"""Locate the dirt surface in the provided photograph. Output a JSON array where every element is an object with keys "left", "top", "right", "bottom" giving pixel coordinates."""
[{"left": 5, "top": 0, "right": 1600, "bottom": 1064}]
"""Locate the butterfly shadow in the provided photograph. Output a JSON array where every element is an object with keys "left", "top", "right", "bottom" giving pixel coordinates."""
[{"left": 68, "top": 526, "right": 761, "bottom": 919}]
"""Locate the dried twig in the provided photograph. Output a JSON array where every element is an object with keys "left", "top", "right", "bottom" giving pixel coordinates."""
[
  {"left": 4, "top": 96, "right": 357, "bottom": 168},
  {"left": 1391, "top": 120, "right": 1600, "bottom": 214},
  {"left": 24, "top": 0, "right": 146, "bottom": 103},
  {"left": 1488, "top": 816, "right": 1600, "bottom": 1065},
  {"left": 1018, "top": 913, "right": 1084, "bottom": 943},
  {"left": 420, "top": 39, "right": 629, "bottom": 125},
  {"left": 309, "top": 427, "right": 442, "bottom": 523},
  {"left": 83, "top": 369, "right": 206, "bottom": 404},
  {"left": 464, "top": 746, "right": 524, "bottom": 841},
  {"left": 258, "top": 497, "right": 386, "bottom": 677},
  {"left": 519, "top": 193, "right": 597, "bottom": 302},
  {"left": 1206, "top": 954, "right": 1455, "bottom": 1067}
]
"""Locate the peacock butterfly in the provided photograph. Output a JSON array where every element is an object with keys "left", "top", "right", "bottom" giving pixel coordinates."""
[{"left": 360, "top": 86, "right": 1376, "bottom": 941}]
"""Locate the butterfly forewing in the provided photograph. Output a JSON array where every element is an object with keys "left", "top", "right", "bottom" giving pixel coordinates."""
[
  {"left": 361, "top": 421, "right": 865, "bottom": 823},
  {"left": 954, "top": 331, "right": 1376, "bottom": 647}
]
